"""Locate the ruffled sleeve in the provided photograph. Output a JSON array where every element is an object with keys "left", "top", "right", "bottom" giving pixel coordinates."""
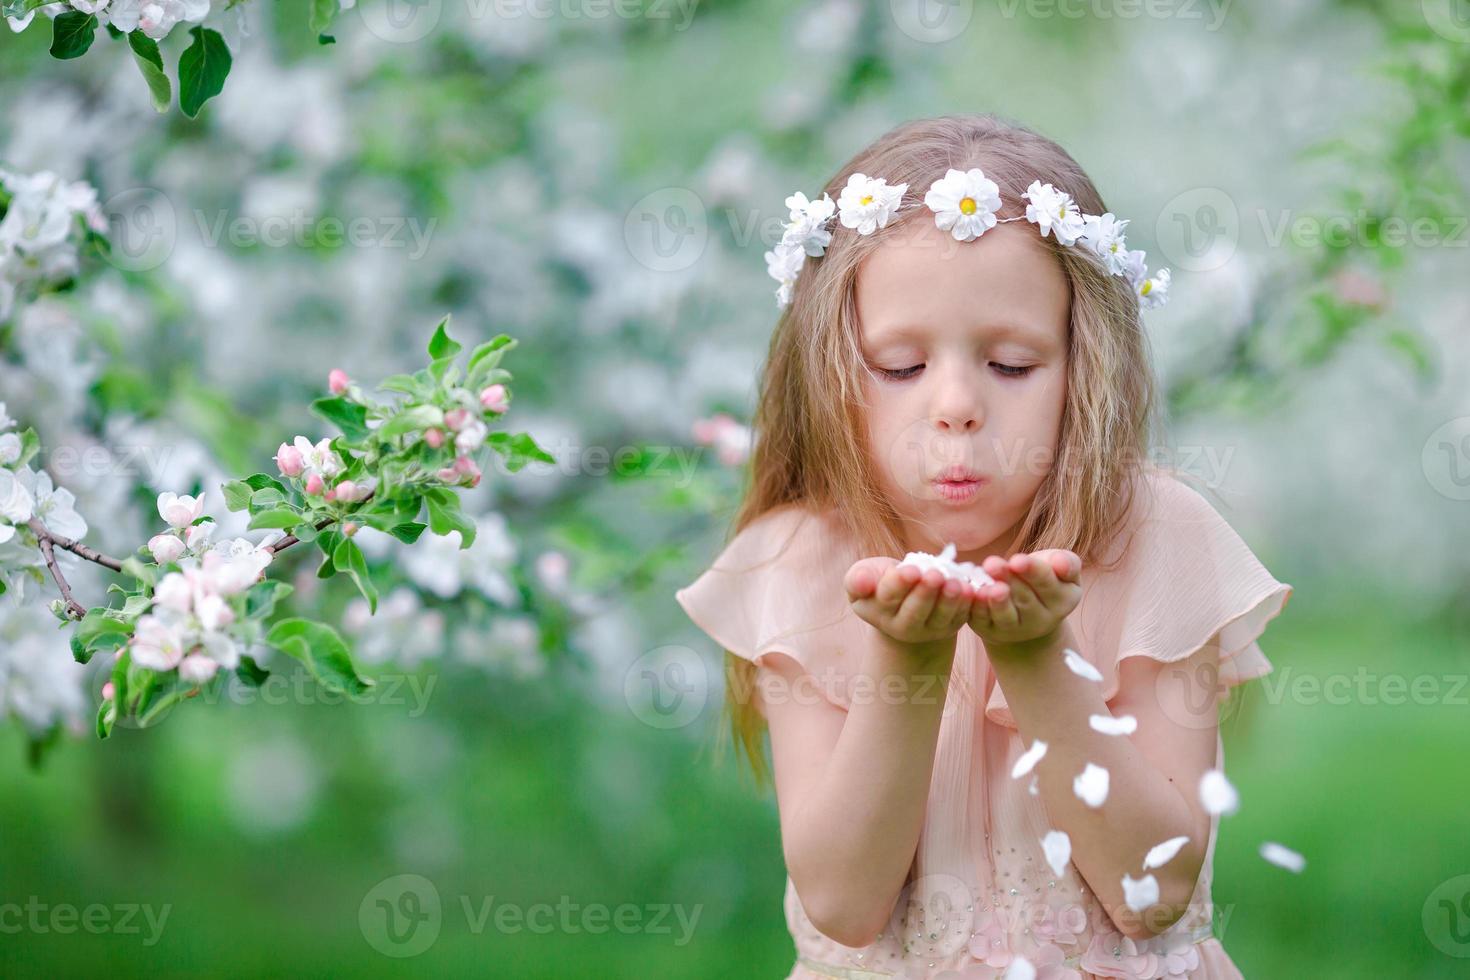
[
  {"left": 674, "top": 503, "right": 867, "bottom": 712},
  {"left": 985, "top": 470, "right": 1294, "bottom": 728}
]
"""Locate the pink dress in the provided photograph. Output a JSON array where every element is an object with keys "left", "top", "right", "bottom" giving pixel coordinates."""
[{"left": 675, "top": 468, "right": 1293, "bottom": 980}]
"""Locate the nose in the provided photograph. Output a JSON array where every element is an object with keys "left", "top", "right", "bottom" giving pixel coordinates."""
[{"left": 931, "top": 365, "right": 982, "bottom": 432}]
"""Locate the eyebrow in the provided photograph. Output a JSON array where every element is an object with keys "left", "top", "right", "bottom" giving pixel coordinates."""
[{"left": 864, "top": 321, "right": 1054, "bottom": 348}]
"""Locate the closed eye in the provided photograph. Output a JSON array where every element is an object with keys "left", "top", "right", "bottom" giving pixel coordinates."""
[{"left": 873, "top": 363, "right": 1036, "bottom": 381}]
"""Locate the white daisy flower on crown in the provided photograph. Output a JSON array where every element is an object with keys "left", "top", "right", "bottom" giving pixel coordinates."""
[
  {"left": 923, "top": 168, "right": 1002, "bottom": 243},
  {"left": 781, "top": 191, "right": 836, "bottom": 257},
  {"left": 1023, "top": 181, "right": 1086, "bottom": 247},
  {"left": 837, "top": 173, "right": 907, "bottom": 236},
  {"left": 1138, "top": 268, "right": 1171, "bottom": 309},
  {"left": 1121, "top": 247, "right": 1149, "bottom": 288},
  {"left": 764, "top": 239, "right": 806, "bottom": 308},
  {"left": 1081, "top": 212, "right": 1131, "bottom": 275}
]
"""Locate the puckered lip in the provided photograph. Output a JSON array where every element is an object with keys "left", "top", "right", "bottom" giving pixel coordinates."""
[{"left": 933, "top": 465, "right": 985, "bottom": 484}]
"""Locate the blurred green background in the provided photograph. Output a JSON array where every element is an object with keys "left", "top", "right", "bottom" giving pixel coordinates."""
[{"left": 2, "top": 1, "right": 1468, "bottom": 977}]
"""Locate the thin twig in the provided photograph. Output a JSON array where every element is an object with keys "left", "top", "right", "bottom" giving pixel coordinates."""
[
  {"left": 31, "top": 525, "right": 125, "bottom": 572},
  {"left": 28, "top": 518, "right": 89, "bottom": 620}
]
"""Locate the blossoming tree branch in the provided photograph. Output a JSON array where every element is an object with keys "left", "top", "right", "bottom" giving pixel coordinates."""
[
  {"left": 4, "top": 0, "right": 353, "bottom": 117},
  {"left": 0, "top": 317, "right": 553, "bottom": 737}
]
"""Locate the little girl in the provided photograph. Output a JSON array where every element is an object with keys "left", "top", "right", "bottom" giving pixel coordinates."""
[{"left": 675, "top": 114, "right": 1292, "bottom": 980}]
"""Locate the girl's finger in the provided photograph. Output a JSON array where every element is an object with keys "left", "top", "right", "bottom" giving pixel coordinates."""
[
  {"left": 876, "top": 563, "right": 920, "bottom": 607},
  {"left": 924, "top": 578, "right": 970, "bottom": 630},
  {"left": 986, "top": 583, "right": 1020, "bottom": 631},
  {"left": 893, "top": 568, "right": 943, "bottom": 632}
]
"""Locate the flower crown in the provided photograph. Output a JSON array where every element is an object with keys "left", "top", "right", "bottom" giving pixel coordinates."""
[{"left": 763, "top": 168, "right": 1172, "bottom": 312}]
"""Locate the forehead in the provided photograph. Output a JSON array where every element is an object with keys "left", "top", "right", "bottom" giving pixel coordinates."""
[{"left": 855, "top": 219, "right": 1070, "bottom": 350}]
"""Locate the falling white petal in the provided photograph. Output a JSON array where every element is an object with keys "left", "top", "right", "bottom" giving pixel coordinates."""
[
  {"left": 1088, "top": 713, "right": 1138, "bottom": 736},
  {"left": 1073, "top": 763, "right": 1109, "bottom": 808},
  {"left": 1002, "top": 957, "right": 1036, "bottom": 980},
  {"left": 1063, "top": 647, "right": 1103, "bottom": 682},
  {"left": 1011, "top": 739, "right": 1048, "bottom": 779},
  {"left": 1143, "top": 835, "right": 1190, "bottom": 870},
  {"left": 1041, "top": 830, "right": 1072, "bottom": 878},
  {"left": 1199, "top": 769, "right": 1240, "bottom": 816},
  {"left": 1260, "top": 841, "right": 1306, "bottom": 873},
  {"left": 1027, "top": 775, "right": 1039, "bottom": 796},
  {"left": 1121, "top": 873, "right": 1160, "bottom": 913}
]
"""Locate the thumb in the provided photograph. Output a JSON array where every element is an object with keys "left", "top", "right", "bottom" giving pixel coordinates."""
[{"left": 844, "top": 558, "right": 887, "bottom": 601}]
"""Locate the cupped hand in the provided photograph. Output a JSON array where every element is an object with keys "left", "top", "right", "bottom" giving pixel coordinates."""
[
  {"left": 844, "top": 556, "right": 981, "bottom": 648},
  {"left": 967, "top": 549, "right": 1083, "bottom": 650}
]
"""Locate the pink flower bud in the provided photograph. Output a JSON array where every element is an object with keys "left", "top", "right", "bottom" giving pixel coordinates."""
[
  {"left": 425, "top": 427, "right": 445, "bottom": 449},
  {"left": 436, "top": 466, "right": 458, "bottom": 482},
  {"left": 343, "top": 521, "right": 359, "bottom": 537},
  {"left": 305, "top": 473, "right": 325, "bottom": 495},
  {"left": 444, "top": 407, "right": 470, "bottom": 432},
  {"left": 334, "top": 480, "right": 356, "bottom": 502},
  {"left": 479, "top": 384, "right": 508, "bottom": 413},
  {"left": 454, "top": 455, "right": 482, "bottom": 487},
  {"left": 102, "top": 681, "right": 115, "bottom": 701},
  {"left": 148, "top": 533, "right": 186, "bottom": 566},
  {"left": 275, "top": 442, "right": 305, "bottom": 478},
  {"left": 329, "top": 368, "right": 350, "bottom": 395}
]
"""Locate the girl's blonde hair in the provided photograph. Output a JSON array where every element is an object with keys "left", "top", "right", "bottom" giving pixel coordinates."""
[{"left": 718, "top": 112, "right": 1165, "bottom": 789}]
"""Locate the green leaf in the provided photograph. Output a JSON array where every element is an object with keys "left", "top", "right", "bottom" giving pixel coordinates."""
[
  {"left": 309, "top": 0, "right": 339, "bottom": 34},
  {"left": 244, "top": 473, "right": 290, "bottom": 495},
  {"left": 15, "top": 428, "right": 40, "bottom": 470},
  {"left": 265, "top": 618, "right": 373, "bottom": 697},
  {"left": 311, "top": 395, "right": 371, "bottom": 442},
  {"left": 378, "top": 373, "right": 424, "bottom": 397},
  {"left": 235, "top": 655, "right": 270, "bottom": 687},
  {"left": 127, "top": 31, "right": 171, "bottom": 112},
  {"left": 423, "top": 488, "right": 475, "bottom": 548},
  {"left": 332, "top": 536, "right": 378, "bottom": 614},
  {"left": 245, "top": 579, "right": 294, "bottom": 619},
  {"left": 486, "top": 431, "right": 555, "bottom": 472},
  {"left": 69, "top": 607, "right": 133, "bottom": 665},
  {"left": 316, "top": 529, "right": 343, "bottom": 579},
  {"left": 247, "top": 507, "right": 303, "bottom": 531},
  {"left": 378, "top": 404, "right": 445, "bottom": 440},
  {"left": 248, "top": 486, "right": 287, "bottom": 512},
  {"left": 222, "top": 479, "right": 254, "bottom": 512},
  {"left": 427, "top": 315, "right": 460, "bottom": 361},
  {"left": 387, "top": 521, "right": 427, "bottom": 544},
  {"left": 50, "top": 11, "right": 97, "bottom": 60},
  {"left": 466, "top": 334, "right": 516, "bottom": 380},
  {"left": 178, "top": 26, "right": 231, "bottom": 118}
]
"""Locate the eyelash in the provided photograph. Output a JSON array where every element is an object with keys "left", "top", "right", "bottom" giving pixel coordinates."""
[{"left": 876, "top": 363, "right": 1035, "bottom": 381}]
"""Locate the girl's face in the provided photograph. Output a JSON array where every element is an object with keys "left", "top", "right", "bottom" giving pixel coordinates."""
[{"left": 856, "top": 217, "right": 1070, "bottom": 563}]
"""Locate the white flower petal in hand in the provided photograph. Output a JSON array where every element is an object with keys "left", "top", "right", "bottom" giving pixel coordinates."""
[
  {"left": 1062, "top": 647, "right": 1102, "bottom": 682},
  {"left": 1143, "top": 835, "right": 1190, "bottom": 870},
  {"left": 837, "top": 173, "right": 907, "bottom": 236},
  {"left": 1002, "top": 956, "right": 1036, "bottom": 980},
  {"left": 1259, "top": 841, "right": 1306, "bottom": 873},
  {"left": 1199, "top": 769, "right": 1239, "bottom": 816},
  {"left": 897, "top": 541, "right": 995, "bottom": 589},
  {"left": 1011, "top": 739, "right": 1048, "bottom": 779},
  {"left": 1073, "top": 763, "right": 1109, "bottom": 808},
  {"left": 1121, "top": 873, "right": 1160, "bottom": 913},
  {"left": 1041, "top": 829, "right": 1071, "bottom": 878},
  {"left": 1088, "top": 713, "right": 1138, "bottom": 736},
  {"left": 923, "top": 167, "right": 1001, "bottom": 243}
]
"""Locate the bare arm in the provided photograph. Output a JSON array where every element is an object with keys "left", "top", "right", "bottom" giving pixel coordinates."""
[
  {"left": 987, "top": 623, "right": 1220, "bottom": 939},
  {"left": 761, "top": 562, "right": 980, "bottom": 948}
]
